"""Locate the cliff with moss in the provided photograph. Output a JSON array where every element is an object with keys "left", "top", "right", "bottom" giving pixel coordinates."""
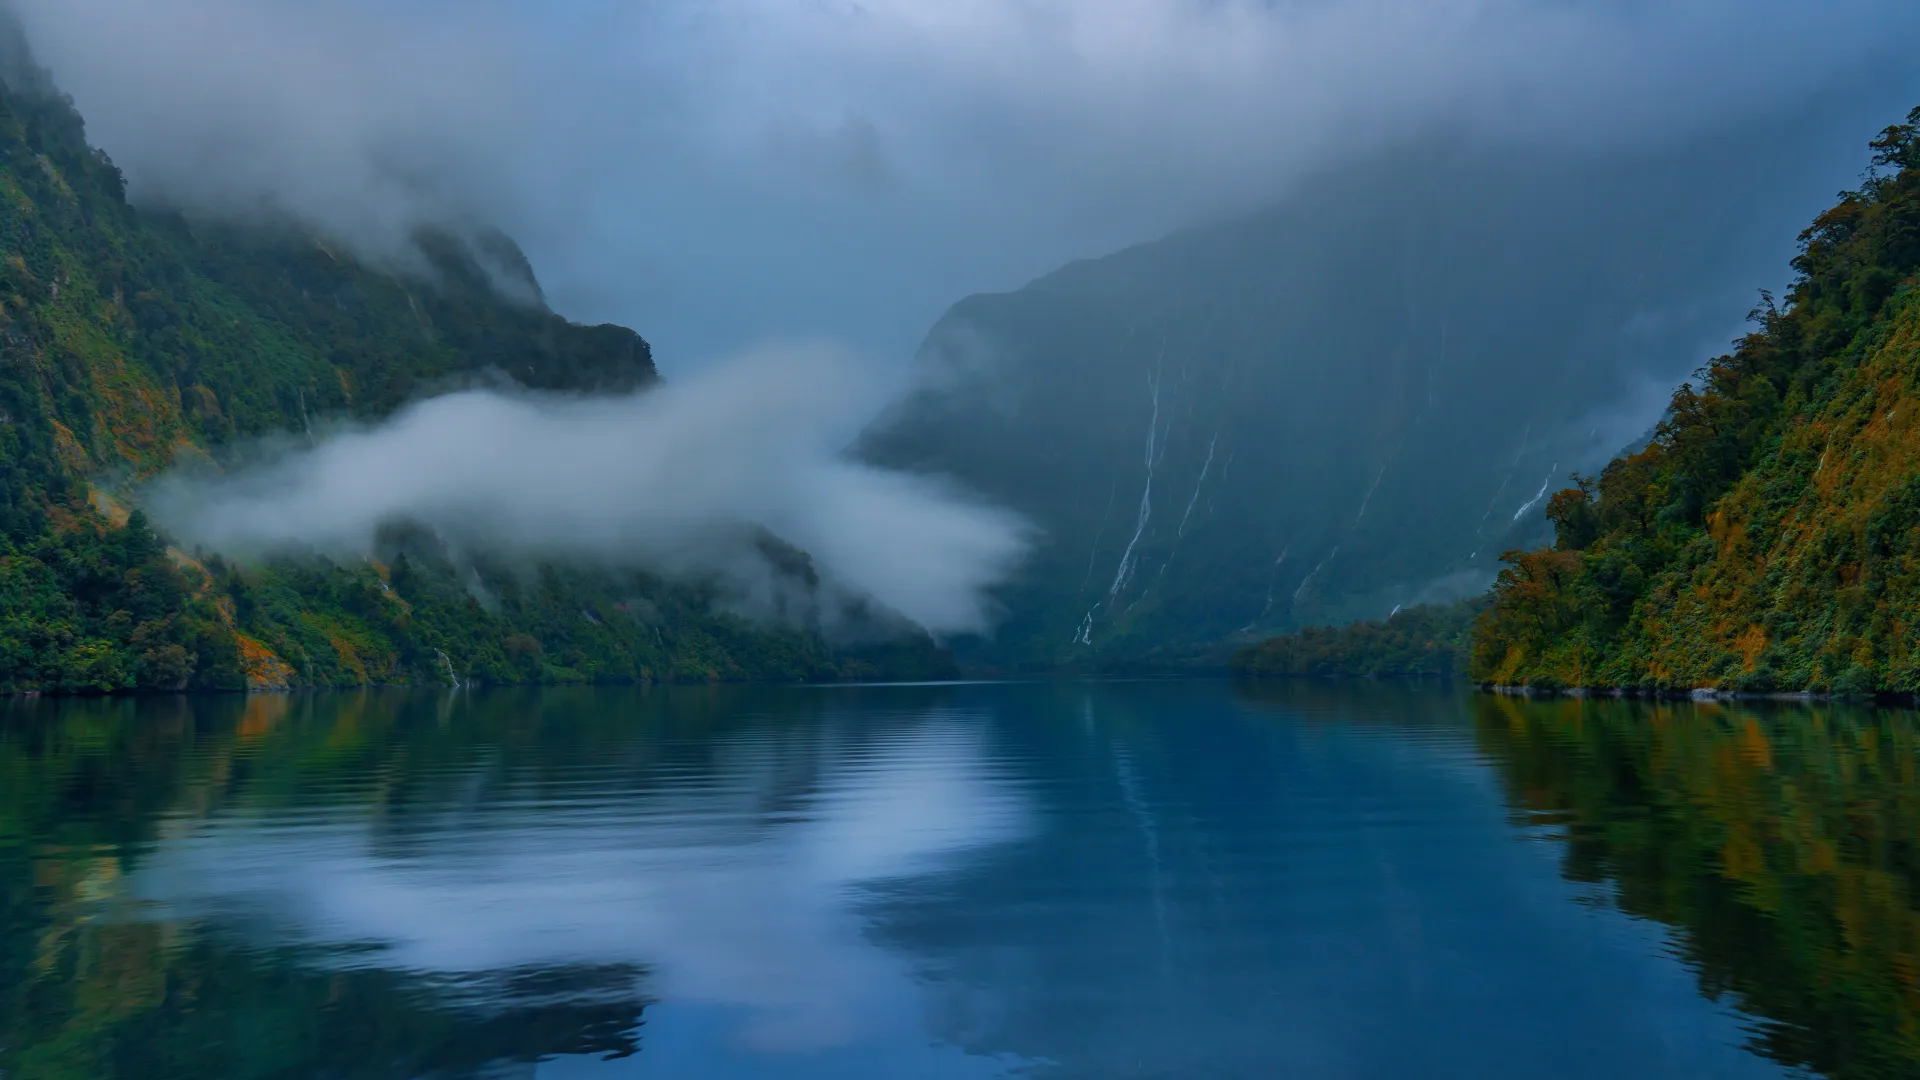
[
  {"left": 1473, "top": 108, "right": 1920, "bottom": 695},
  {"left": 0, "top": 56, "right": 950, "bottom": 693}
]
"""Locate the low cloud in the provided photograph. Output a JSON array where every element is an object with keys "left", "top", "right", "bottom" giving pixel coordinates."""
[
  {"left": 8, "top": 1, "right": 1918, "bottom": 361},
  {"left": 148, "top": 344, "right": 1029, "bottom": 636}
]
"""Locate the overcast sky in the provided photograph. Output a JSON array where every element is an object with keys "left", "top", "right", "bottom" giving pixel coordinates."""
[{"left": 11, "top": 0, "right": 1920, "bottom": 370}]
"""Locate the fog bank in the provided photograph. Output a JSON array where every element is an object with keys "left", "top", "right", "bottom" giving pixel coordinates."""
[{"left": 149, "top": 345, "right": 1028, "bottom": 636}]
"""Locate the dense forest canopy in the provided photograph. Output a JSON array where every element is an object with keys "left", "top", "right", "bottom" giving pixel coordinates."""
[
  {"left": 1473, "top": 108, "right": 1920, "bottom": 695},
  {"left": 1230, "top": 600, "right": 1482, "bottom": 680}
]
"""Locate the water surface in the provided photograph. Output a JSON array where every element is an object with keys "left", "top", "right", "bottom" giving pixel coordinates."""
[{"left": 2, "top": 681, "right": 1912, "bottom": 1078}]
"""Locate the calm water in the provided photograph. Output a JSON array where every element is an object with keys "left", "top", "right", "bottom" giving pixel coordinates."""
[{"left": 2, "top": 681, "right": 1915, "bottom": 1079}]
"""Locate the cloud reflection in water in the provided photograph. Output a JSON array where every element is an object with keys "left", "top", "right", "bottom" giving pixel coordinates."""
[{"left": 129, "top": 712, "right": 1032, "bottom": 1057}]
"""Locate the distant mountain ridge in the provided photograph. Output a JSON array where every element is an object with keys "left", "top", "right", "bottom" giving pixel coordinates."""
[
  {"left": 865, "top": 107, "right": 1896, "bottom": 671},
  {"left": 0, "top": 38, "right": 951, "bottom": 693}
]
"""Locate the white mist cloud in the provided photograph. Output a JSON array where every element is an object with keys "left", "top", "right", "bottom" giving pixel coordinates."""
[
  {"left": 8, "top": 0, "right": 1918, "bottom": 362},
  {"left": 148, "top": 344, "right": 1029, "bottom": 636}
]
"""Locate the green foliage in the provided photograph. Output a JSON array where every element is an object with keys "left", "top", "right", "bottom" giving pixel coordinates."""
[
  {"left": 0, "top": 512, "right": 243, "bottom": 693},
  {"left": 0, "top": 61, "right": 950, "bottom": 692},
  {"left": 1475, "top": 107, "right": 1920, "bottom": 694},
  {"left": 1230, "top": 599, "right": 1484, "bottom": 679}
]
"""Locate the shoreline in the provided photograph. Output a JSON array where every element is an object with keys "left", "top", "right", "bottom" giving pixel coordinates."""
[{"left": 1484, "top": 683, "right": 1894, "bottom": 705}]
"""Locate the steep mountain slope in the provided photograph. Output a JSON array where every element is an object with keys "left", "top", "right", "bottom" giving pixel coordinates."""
[
  {"left": 1473, "top": 110, "right": 1920, "bottom": 695},
  {"left": 0, "top": 53, "right": 949, "bottom": 693},
  {"left": 865, "top": 111, "right": 1889, "bottom": 671}
]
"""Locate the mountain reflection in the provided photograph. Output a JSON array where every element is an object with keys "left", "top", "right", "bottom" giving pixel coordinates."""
[
  {"left": 12, "top": 683, "right": 1890, "bottom": 1079},
  {"left": 0, "top": 687, "right": 1030, "bottom": 1077},
  {"left": 1471, "top": 694, "right": 1920, "bottom": 1080},
  {"left": 876, "top": 681, "right": 1778, "bottom": 1080}
]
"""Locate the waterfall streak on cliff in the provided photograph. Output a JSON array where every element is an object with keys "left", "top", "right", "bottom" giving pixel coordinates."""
[
  {"left": 1238, "top": 544, "right": 1293, "bottom": 632},
  {"left": 1292, "top": 545, "right": 1339, "bottom": 606},
  {"left": 1478, "top": 422, "right": 1531, "bottom": 532},
  {"left": 1105, "top": 366, "right": 1164, "bottom": 604},
  {"left": 1176, "top": 433, "right": 1219, "bottom": 539},
  {"left": 436, "top": 649, "right": 461, "bottom": 689},
  {"left": 1353, "top": 461, "right": 1389, "bottom": 525},
  {"left": 1511, "top": 462, "right": 1560, "bottom": 522}
]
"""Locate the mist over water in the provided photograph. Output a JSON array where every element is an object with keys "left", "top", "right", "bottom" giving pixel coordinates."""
[{"left": 149, "top": 345, "right": 1029, "bottom": 637}]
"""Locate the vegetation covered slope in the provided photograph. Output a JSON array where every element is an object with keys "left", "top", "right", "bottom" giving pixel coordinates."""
[
  {"left": 0, "top": 61, "right": 949, "bottom": 693},
  {"left": 1474, "top": 109, "right": 1920, "bottom": 695},
  {"left": 1230, "top": 599, "right": 1482, "bottom": 680}
]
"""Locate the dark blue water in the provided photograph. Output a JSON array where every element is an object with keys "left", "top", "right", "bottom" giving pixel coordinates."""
[{"left": 4, "top": 682, "right": 1908, "bottom": 1078}]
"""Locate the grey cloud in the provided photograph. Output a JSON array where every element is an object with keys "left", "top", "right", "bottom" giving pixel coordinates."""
[{"left": 9, "top": 0, "right": 1918, "bottom": 363}]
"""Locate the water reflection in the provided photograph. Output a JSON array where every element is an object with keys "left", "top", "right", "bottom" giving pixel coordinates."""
[
  {"left": 892, "top": 681, "right": 1776, "bottom": 1079},
  {"left": 132, "top": 698, "right": 1028, "bottom": 1053},
  {"left": 1470, "top": 693, "right": 1920, "bottom": 1080},
  {"left": 8, "top": 683, "right": 1913, "bottom": 1078},
  {"left": 1, "top": 687, "right": 1030, "bottom": 1078}
]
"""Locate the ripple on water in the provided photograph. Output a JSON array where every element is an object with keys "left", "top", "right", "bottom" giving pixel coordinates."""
[{"left": 3, "top": 682, "right": 1877, "bottom": 1078}]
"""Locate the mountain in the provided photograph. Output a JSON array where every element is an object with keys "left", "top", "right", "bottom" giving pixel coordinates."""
[
  {"left": 864, "top": 104, "right": 1900, "bottom": 672},
  {"left": 1473, "top": 109, "right": 1920, "bottom": 696},
  {"left": 0, "top": 44, "right": 951, "bottom": 693}
]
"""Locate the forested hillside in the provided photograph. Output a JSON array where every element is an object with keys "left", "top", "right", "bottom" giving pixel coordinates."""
[
  {"left": 1230, "top": 600, "right": 1482, "bottom": 680},
  {"left": 0, "top": 51, "right": 950, "bottom": 693},
  {"left": 1474, "top": 109, "right": 1920, "bottom": 695}
]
